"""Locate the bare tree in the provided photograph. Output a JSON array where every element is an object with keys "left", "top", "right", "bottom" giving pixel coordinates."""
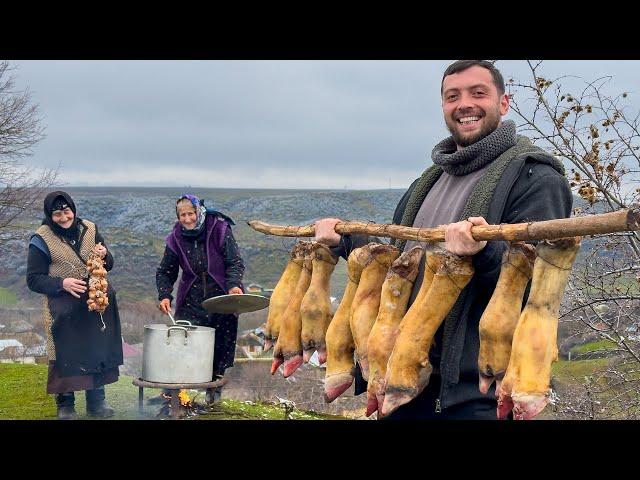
[
  {"left": 506, "top": 60, "right": 640, "bottom": 419},
  {"left": 0, "top": 60, "right": 55, "bottom": 249}
]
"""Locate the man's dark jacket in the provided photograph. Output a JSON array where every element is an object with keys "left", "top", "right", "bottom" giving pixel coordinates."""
[{"left": 331, "top": 136, "right": 573, "bottom": 414}]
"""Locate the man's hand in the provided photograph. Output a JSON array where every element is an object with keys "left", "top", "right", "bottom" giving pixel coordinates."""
[
  {"left": 63, "top": 278, "right": 87, "bottom": 298},
  {"left": 314, "top": 218, "right": 342, "bottom": 247},
  {"left": 444, "top": 216, "right": 488, "bottom": 256},
  {"left": 159, "top": 298, "right": 171, "bottom": 314},
  {"left": 228, "top": 287, "right": 243, "bottom": 295}
]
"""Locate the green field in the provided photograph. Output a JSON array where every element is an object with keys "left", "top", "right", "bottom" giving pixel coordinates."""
[
  {"left": 552, "top": 357, "right": 611, "bottom": 379},
  {"left": 569, "top": 340, "right": 619, "bottom": 358},
  {"left": 2, "top": 356, "right": 636, "bottom": 420},
  {"left": 0, "top": 364, "right": 343, "bottom": 420},
  {"left": 0, "top": 287, "right": 18, "bottom": 305}
]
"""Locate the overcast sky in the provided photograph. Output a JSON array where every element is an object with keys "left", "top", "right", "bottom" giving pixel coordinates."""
[{"left": 10, "top": 60, "right": 640, "bottom": 189}]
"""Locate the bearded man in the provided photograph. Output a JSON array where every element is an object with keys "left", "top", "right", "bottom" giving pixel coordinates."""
[{"left": 315, "top": 60, "right": 572, "bottom": 420}]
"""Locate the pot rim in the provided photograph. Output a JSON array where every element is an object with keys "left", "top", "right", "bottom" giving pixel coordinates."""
[{"left": 143, "top": 323, "right": 215, "bottom": 333}]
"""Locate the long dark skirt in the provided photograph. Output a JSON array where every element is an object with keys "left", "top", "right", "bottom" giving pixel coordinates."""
[
  {"left": 206, "top": 312, "right": 239, "bottom": 375},
  {"left": 47, "top": 361, "right": 119, "bottom": 394},
  {"left": 48, "top": 285, "right": 123, "bottom": 378}
]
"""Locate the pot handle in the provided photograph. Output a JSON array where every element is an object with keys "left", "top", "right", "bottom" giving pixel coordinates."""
[
  {"left": 166, "top": 326, "right": 189, "bottom": 345},
  {"left": 175, "top": 320, "right": 193, "bottom": 327}
]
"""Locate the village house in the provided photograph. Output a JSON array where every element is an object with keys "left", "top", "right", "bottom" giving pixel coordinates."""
[
  {"left": 236, "top": 329, "right": 266, "bottom": 359},
  {"left": 0, "top": 339, "right": 47, "bottom": 364},
  {"left": 245, "top": 283, "right": 274, "bottom": 298},
  {"left": 0, "top": 330, "right": 47, "bottom": 364}
]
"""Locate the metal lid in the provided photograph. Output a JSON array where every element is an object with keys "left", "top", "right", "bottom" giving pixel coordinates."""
[{"left": 202, "top": 294, "right": 270, "bottom": 314}]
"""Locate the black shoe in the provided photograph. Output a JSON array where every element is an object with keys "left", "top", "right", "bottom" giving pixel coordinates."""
[
  {"left": 57, "top": 405, "right": 78, "bottom": 420},
  {"left": 87, "top": 400, "right": 115, "bottom": 418},
  {"left": 205, "top": 387, "right": 222, "bottom": 405}
]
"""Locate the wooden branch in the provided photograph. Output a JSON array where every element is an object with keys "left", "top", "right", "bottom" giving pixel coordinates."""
[{"left": 248, "top": 206, "right": 640, "bottom": 243}]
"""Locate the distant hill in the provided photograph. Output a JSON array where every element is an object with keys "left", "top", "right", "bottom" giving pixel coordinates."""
[
  {"left": 0, "top": 187, "right": 405, "bottom": 305},
  {"left": 0, "top": 188, "right": 611, "bottom": 310}
]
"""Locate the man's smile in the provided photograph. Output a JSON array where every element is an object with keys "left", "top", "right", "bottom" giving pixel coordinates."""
[{"left": 457, "top": 115, "right": 482, "bottom": 125}]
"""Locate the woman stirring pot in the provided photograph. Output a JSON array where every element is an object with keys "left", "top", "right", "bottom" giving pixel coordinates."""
[{"left": 155, "top": 194, "right": 245, "bottom": 404}]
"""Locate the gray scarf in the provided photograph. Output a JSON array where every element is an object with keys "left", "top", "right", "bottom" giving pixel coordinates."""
[{"left": 431, "top": 120, "right": 517, "bottom": 176}]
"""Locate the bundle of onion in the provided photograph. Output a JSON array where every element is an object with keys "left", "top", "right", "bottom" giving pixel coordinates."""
[{"left": 86, "top": 243, "right": 109, "bottom": 314}]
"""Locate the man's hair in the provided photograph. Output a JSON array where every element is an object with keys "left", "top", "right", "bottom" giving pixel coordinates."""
[{"left": 441, "top": 60, "right": 505, "bottom": 95}]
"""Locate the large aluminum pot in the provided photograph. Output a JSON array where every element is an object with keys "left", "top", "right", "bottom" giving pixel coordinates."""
[{"left": 142, "top": 323, "right": 215, "bottom": 383}]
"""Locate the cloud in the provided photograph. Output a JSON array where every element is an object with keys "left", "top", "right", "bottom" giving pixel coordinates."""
[
  {"left": 11, "top": 60, "right": 640, "bottom": 188},
  {"left": 51, "top": 164, "right": 419, "bottom": 190}
]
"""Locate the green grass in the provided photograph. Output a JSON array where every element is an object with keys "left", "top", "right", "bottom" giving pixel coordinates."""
[
  {"left": 550, "top": 356, "right": 640, "bottom": 418},
  {"left": 0, "top": 364, "right": 57, "bottom": 419},
  {"left": 204, "top": 399, "right": 345, "bottom": 420},
  {"left": 569, "top": 340, "right": 619, "bottom": 356},
  {"left": 0, "top": 287, "right": 18, "bottom": 306},
  {"left": 552, "top": 358, "right": 611, "bottom": 380},
  {"left": 0, "top": 363, "right": 342, "bottom": 420}
]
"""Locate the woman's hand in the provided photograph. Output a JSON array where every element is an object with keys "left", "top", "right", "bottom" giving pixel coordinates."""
[
  {"left": 92, "top": 243, "right": 107, "bottom": 259},
  {"left": 228, "top": 287, "right": 243, "bottom": 295},
  {"left": 159, "top": 298, "right": 171, "bottom": 314},
  {"left": 63, "top": 278, "right": 87, "bottom": 298}
]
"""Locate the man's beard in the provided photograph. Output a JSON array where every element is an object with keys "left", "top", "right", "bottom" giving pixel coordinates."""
[{"left": 446, "top": 109, "right": 501, "bottom": 148}]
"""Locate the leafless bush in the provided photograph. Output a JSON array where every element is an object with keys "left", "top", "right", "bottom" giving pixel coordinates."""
[
  {"left": 0, "top": 61, "right": 56, "bottom": 250},
  {"left": 507, "top": 60, "right": 640, "bottom": 418}
]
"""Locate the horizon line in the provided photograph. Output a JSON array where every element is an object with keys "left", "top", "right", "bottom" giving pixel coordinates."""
[{"left": 54, "top": 185, "right": 407, "bottom": 191}]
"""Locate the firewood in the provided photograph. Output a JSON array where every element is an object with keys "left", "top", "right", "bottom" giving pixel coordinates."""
[{"left": 248, "top": 207, "right": 640, "bottom": 242}]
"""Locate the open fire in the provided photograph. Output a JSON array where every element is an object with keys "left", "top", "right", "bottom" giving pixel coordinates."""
[
  {"left": 156, "top": 389, "right": 209, "bottom": 419},
  {"left": 179, "top": 389, "right": 190, "bottom": 406}
]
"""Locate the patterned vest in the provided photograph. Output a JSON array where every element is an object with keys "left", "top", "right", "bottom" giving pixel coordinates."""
[{"left": 36, "top": 220, "right": 97, "bottom": 360}]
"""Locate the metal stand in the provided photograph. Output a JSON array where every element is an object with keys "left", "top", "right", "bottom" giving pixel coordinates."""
[{"left": 132, "top": 377, "right": 228, "bottom": 419}]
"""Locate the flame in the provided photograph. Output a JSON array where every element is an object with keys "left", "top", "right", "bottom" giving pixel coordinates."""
[{"left": 178, "top": 389, "right": 190, "bottom": 406}]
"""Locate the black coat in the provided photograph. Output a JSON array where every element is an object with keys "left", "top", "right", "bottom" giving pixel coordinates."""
[
  {"left": 331, "top": 153, "right": 573, "bottom": 414},
  {"left": 155, "top": 221, "right": 245, "bottom": 375},
  {"left": 27, "top": 222, "right": 123, "bottom": 377}
]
